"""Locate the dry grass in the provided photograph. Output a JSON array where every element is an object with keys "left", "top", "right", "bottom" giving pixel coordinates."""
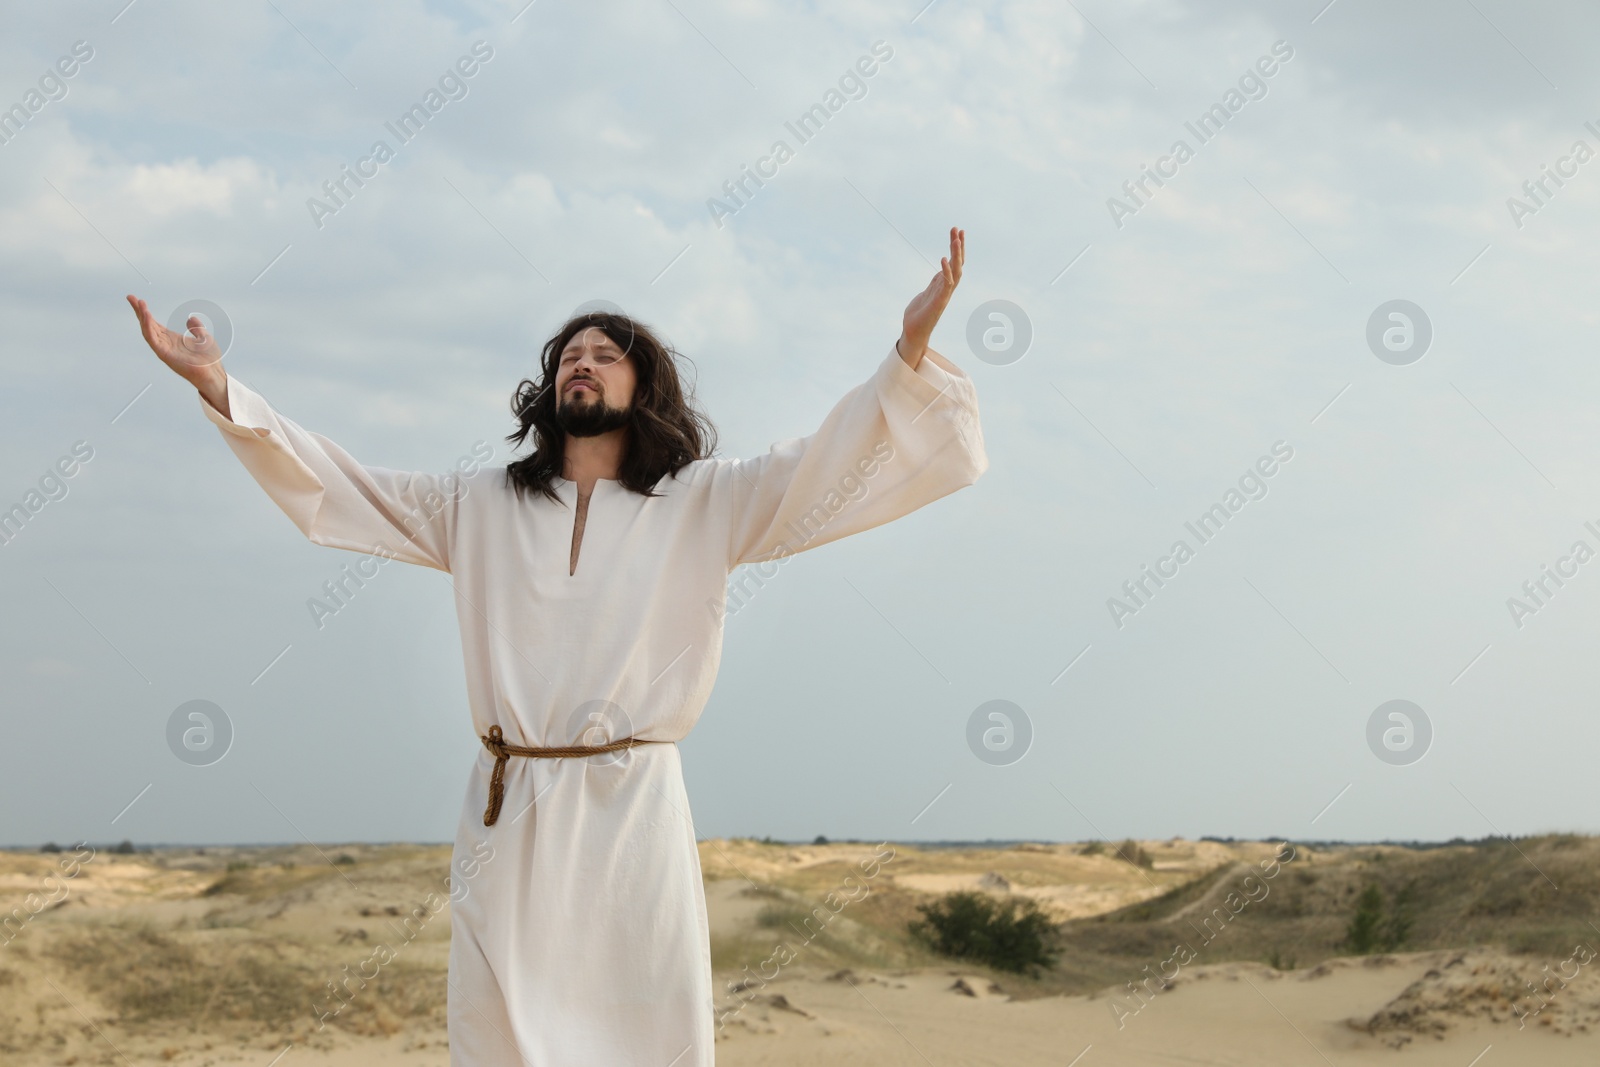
[
  {"left": 50, "top": 922, "right": 316, "bottom": 1025},
  {"left": 4, "top": 834, "right": 1598, "bottom": 1062},
  {"left": 43, "top": 919, "right": 445, "bottom": 1035}
]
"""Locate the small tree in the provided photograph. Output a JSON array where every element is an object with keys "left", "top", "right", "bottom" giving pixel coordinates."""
[
  {"left": 1345, "top": 881, "right": 1414, "bottom": 954},
  {"left": 1345, "top": 884, "right": 1384, "bottom": 953},
  {"left": 909, "top": 891, "right": 1059, "bottom": 976},
  {"left": 1382, "top": 880, "right": 1416, "bottom": 950}
]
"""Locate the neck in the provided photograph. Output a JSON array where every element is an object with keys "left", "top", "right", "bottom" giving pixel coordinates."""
[{"left": 562, "top": 430, "right": 626, "bottom": 484}]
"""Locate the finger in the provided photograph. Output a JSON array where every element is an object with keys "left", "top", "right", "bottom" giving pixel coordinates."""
[
  {"left": 131, "top": 296, "right": 157, "bottom": 345},
  {"left": 140, "top": 298, "right": 164, "bottom": 343}
]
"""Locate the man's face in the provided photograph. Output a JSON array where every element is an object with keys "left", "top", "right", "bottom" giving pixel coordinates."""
[{"left": 554, "top": 327, "right": 637, "bottom": 438}]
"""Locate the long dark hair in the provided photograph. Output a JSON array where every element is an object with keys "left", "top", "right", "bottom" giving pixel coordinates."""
[{"left": 503, "top": 311, "right": 718, "bottom": 504}]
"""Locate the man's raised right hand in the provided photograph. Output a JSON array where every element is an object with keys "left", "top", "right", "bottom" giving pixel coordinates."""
[{"left": 126, "top": 294, "right": 230, "bottom": 418}]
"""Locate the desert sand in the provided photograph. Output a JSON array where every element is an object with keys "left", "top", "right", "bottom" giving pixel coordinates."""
[{"left": 3, "top": 836, "right": 1597, "bottom": 1065}]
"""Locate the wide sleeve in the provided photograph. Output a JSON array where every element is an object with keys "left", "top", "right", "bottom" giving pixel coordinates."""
[
  {"left": 199, "top": 374, "right": 459, "bottom": 572},
  {"left": 724, "top": 341, "right": 987, "bottom": 569}
]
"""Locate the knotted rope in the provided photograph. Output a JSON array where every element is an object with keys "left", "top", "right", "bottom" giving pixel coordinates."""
[{"left": 478, "top": 723, "right": 667, "bottom": 826}]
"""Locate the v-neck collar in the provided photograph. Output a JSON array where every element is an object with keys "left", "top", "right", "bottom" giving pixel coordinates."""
[{"left": 556, "top": 477, "right": 616, "bottom": 578}]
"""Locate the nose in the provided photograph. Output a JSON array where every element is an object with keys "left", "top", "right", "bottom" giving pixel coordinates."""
[{"left": 568, "top": 348, "right": 608, "bottom": 373}]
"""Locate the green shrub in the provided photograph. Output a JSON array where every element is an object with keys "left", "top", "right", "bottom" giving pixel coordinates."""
[
  {"left": 1115, "top": 839, "right": 1154, "bottom": 869},
  {"left": 756, "top": 904, "right": 801, "bottom": 930},
  {"left": 908, "top": 891, "right": 1059, "bottom": 976}
]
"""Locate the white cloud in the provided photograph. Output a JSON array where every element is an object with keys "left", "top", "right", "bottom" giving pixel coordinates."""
[{"left": 6, "top": 0, "right": 1600, "bottom": 845}]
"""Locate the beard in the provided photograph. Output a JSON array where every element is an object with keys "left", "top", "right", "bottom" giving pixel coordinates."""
[{"left": 556, "top": 387, "right": 631, "bottom": 438}]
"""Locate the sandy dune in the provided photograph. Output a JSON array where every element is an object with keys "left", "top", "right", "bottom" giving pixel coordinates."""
[
  {"left": 3, "top": 837, "right": 1598, "bottom": 1065},
  {"left": 711, "top": 954, "right": 1599, "bottom": 1066}
]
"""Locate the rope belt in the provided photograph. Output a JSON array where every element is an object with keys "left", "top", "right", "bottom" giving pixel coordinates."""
[{"left": 478, "top": 724, "right": 668, "bottom": 826}]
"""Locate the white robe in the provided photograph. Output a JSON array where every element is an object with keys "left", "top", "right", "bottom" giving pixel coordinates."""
[{"left": 200, "top": 340, "right": 987, "bottom": 1065}]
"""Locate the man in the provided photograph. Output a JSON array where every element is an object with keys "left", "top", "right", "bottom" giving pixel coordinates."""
[{"left": 126, "top": 226, "right": 985, "bottom": 1065}]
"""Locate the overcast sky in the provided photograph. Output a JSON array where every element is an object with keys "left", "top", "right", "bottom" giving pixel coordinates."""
[{"left": 4, "top": 0, "right": 1600, "bottom": 849}]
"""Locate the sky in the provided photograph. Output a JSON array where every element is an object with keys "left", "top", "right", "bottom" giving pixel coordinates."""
[{"left": 3, "top": 0, "right": 1600, "bottom": 849}]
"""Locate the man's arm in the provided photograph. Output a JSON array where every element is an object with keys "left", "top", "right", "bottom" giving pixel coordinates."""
[
  {"left": 197, "top": 368, "right": 230, "bottom": 421},
  {"left": 719, "top": 338, "right": 986, "bottom": 569},
  {"left": 895, "top": 336, "right": 924, "bottom": 373},
  {"left": 128, "top": 294, "right": 463, "bottom": 571},
  {"left": 718, "top": 228, "right": 985, "bottom": 569}
]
